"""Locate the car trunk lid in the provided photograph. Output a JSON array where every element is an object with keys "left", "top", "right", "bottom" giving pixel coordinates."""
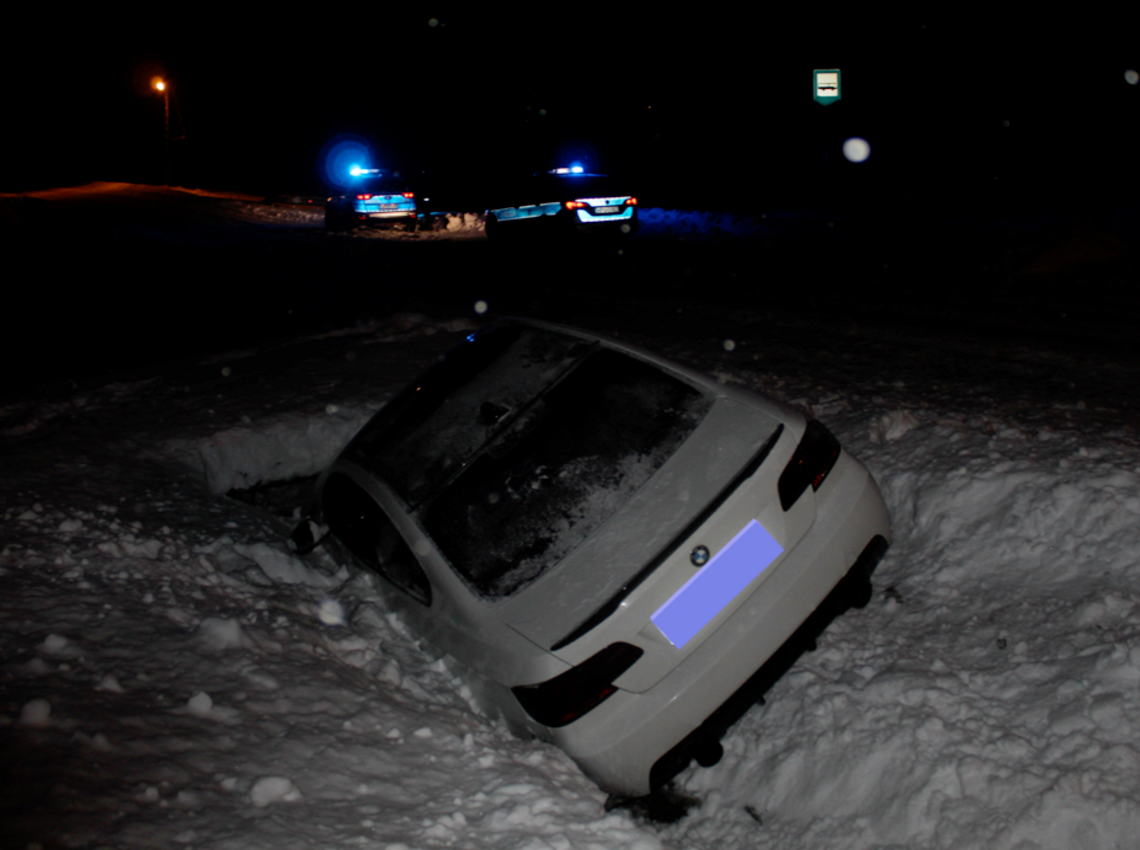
[{"left": 496, "top": 397, "right": 795, "bottom": 652}]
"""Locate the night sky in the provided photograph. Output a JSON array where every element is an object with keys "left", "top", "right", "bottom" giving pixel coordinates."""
[{"left": 3, "top": 11, "right": 1137, "bottom": 211}]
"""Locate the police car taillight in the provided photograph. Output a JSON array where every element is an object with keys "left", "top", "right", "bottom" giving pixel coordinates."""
[
  {"left": 402, "top": 192, "right": 414, "bottom": 199},
  {"left": 356, "top": 194, "right": 372, "bottom": 200},
  {"left": 624, "top": 197, "right": 638, "bottom": 206},
  {"left": 564, "top": 201, "right": 587, "bottom": 210}
]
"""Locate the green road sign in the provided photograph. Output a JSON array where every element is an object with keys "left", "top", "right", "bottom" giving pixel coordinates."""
[{"left": 813, "top": 69, "right": 841, "bottom": 105}]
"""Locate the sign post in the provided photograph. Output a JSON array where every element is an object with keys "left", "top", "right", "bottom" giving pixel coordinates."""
[{"left": 812, "top": 70, "right": 841, "bottom": 199}]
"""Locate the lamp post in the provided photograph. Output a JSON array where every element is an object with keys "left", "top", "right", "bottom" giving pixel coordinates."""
[{"left": 153, "top": 78, "right": 170, "bottom": 185}]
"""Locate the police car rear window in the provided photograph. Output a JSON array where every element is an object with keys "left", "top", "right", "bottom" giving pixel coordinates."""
[{"left": 353, "top": 177, "right": 406, "bottom": 193}]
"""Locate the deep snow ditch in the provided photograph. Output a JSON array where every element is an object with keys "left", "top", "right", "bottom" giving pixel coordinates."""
[{"left": 158, "top": 336, "right": 1140, "bottom": 847}]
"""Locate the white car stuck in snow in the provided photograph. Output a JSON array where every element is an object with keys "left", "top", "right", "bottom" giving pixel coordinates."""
[{"left": 293, "top": 317, "right": 891, "bottom": 797}]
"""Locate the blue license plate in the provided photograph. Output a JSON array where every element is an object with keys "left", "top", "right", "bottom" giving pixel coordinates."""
[{"left": 651, "top": 520, "right": 783, "bottom": 649}]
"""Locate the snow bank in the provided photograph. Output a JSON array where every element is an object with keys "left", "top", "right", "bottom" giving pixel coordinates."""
[
  {"left": 165, "top": 404, "right": 378, "bottom": 494},
  {"left": 2, "top": 433, "right": 665, "bottom": 850},
  {"left": 664, "top": 392, "right": 1140, "bottom": 848},
  {"left": 232, "top": 198, "right": 488, "bottom": 239}
]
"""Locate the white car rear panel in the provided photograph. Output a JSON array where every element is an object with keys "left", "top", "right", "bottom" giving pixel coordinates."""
[{"left": 536, "top": 449, "right": 890, "bottom": 796}]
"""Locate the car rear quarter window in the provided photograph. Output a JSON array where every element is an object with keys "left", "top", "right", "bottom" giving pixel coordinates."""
[{"left": 321, "top": 472, "right": 432, "bottom": 605}]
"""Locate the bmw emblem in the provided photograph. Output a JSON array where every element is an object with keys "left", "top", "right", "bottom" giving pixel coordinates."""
[{"left": 690, "top": 545, "right": 710, "bottom": 567}]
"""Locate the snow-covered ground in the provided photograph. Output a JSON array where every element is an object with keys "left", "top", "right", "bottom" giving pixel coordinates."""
[{"left": 4, "top": 199, "right": 1140, "bottom": 848}]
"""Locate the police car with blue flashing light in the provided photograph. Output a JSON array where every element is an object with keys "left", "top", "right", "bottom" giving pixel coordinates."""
[
  {"left": 291, "top": 318, "right": 890, "bottom": 799},
  {"left": 325, "top": 167, "right": 421, "bottom": 231},
  {"left": 485, "top": 167, "right": 638, "bottom": 239}
]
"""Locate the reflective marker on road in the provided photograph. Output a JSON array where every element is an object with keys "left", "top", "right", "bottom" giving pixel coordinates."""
[{"left": 652, "top": 520, "right": 783, "bottom": 649}]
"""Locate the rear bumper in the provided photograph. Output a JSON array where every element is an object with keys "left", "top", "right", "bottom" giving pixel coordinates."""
[
  {"left": 575, "top": 207, "right": 635, "bottom": 224},
  {"left": 488, "top": 207, "right": 637, "bottom": 236},
  {"left": 543, "top": 453, "right": 890, "bottom": 796},
  {"left": 647, "top": 532, "right": 889, "bottom": 792},
  {"left": 362, "top": 210, "right": 417, "bottom": 220}
]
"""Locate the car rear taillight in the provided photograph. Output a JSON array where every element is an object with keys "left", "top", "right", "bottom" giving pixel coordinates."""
[
  {"left": 402, "top": 192, "right": 415, "bottom": 199},
  {"left": 512, "top": 643, "right": 644, "bottom": 728},
  {"left": 778, "top": 418, "right": 841, "bottom": 510},
  {"left": 624, "top": 197, "right": 638, "bottom": 206},
  {"left": 356, "top": 194, "right": 372, "bottom": 200},
  {"left": 564, "top": 200, "right": 587, "bottom": 210}
]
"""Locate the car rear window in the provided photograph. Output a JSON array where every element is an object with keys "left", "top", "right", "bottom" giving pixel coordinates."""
[
  {"left": 346, "top": 324, "right": 711, "bottom": 599},
  {"left": 535, "top": 175, "right": 625, "bottom": 198},
  {"left": 353, "top": 177, "right": 407, "bottom": 194}
]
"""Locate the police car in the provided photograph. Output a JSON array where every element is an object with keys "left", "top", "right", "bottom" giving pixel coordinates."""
[
  {"left": 485, "top": 167, "right": 637, "bottom": 239},
  {"left": 292, "top": 318, "right": 891, "bottom": 798},
  {"left": 325, "top": 168, "right": 420, "bottom": 231}
]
